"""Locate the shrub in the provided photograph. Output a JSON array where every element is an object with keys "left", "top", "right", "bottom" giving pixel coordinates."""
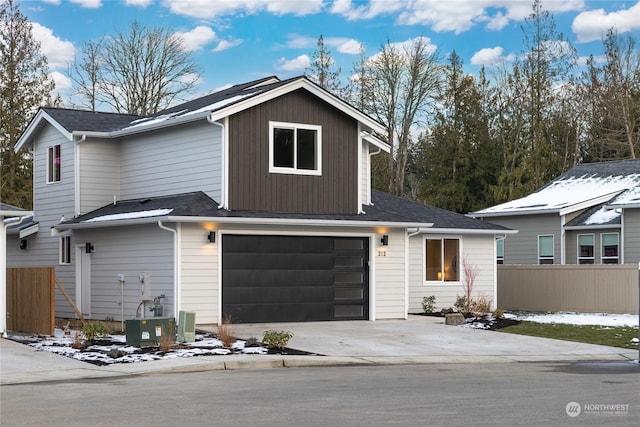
[
  {"left": 470, "top": 293, "right": 493, "bottom": 317},
  {"left": 244, "top": 337, "right": 260, "bottom": 347},
  {"left": 454, "top": 295, "right": 469, "bottom": 313},
  {"left": 217, "top": 314, "right": 236, "bottom": 348},
  {"left": 421, "top": 295, "right": 437, "bottom": 313},
  {"left": 82, "top": 321, "right": 108, "bottom": 341},
  {"left": 262, "top": 330, "right": 293, "bottom": 350},
  {"left": 492, "top": 307, "right": 504, "bottom": 319},
  {"left": 159, "top": 326, "right": 176, "bottom": 353}
]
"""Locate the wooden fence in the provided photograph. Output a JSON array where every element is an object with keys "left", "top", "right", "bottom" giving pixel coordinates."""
[
  {"left": 497, "top": 264, "right": 639, "bottom": 314},
  {"left": 6, "top": 267, "right": 55, "bottom": 335}
]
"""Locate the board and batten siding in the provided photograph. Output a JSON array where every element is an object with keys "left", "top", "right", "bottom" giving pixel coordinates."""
[
  {"left": 7, "top": 123, "right": 78, "bottom": 317},
  {"left": 623, "top": 208, "right": 640, "bottom": 264},
  {"left": 119, "top": 121, "right": 222, "bottom": 201},
  {"left": 179, "top": 223, "right": 218, "bottom": 325},
  {"left": 78, "top": 138, "right": 120, "bottom": 214},
  {"left": 407, "top": 234, "right": 497, "bottom": 313},
  {"left": 72, "top": 225, "right": 174, "bottom": 321},
  {"left": 484, "top": 214, "right": 560, "bottom": 264},
  {"left": 228, "top": 89, "right": 359, "bottom": 214}
]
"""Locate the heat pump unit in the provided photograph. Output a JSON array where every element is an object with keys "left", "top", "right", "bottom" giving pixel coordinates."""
[{"left": 178, "top": 310, "right": 196, "bottom": 343}]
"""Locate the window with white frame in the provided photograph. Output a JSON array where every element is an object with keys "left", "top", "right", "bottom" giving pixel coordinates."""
[
  {"left": 59, "top": 236, "right": 71, "bottom": 264},
  {"left": 577, "top": 234, "right": 594, "bottom": 264},
  {"left": 538, "top": 235, "right": 554, "bottom": 264},
  {"left": 269, "top": 121, "right": 321, "bottom": 175},
  {"left": 601, "top": 232, "right": 619, "bottom": 264},
  {"left": 496, "top": 239, "right": 504, "bottom": 264},
  {"left": 425, "top": 238, "right": 459, "bottom": 282},
  {"left": 48, "top": 144, "right": 61, "bottom": 183}
]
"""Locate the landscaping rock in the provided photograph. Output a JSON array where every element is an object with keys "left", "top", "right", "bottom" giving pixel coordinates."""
[{"left": 445, "top": 313, "right": 466, "bottom": 326}]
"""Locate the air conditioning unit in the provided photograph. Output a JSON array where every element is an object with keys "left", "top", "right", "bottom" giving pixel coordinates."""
[{"left": 177, "top": 310, "right": 196, "bottom": 343}]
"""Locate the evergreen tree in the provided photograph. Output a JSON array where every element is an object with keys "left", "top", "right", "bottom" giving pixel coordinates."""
[
  {"left": 0, "top": 0, "right": 55, "bottom": 209},
  {"left": 305, "top": 35, "right": 343, "bottom": 95}
]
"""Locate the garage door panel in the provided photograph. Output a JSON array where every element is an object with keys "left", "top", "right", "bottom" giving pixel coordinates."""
[{"left": 222, "top": 235, "right": 368, "bottom": 323}]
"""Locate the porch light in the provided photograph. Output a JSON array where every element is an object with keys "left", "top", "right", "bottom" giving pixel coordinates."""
[
  {"left": 381, "top": 235, "right": 389, "bottom": 246},
  {"left": 208, "top": 231, "right": 216, "bottom": 243}
]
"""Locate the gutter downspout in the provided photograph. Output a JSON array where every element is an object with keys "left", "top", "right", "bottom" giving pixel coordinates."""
[
  {"left": 74, "top": 134, "right": 86, "bottom": 217},
  {"left": 207, "top": 115, "right": 227, "bottom": 209},
  {"left": 158, "top": 221, "right": 179, "bottom": 320},
  {"left": 368, "top": 147, "right": 382, "bottom": 206},
  {"left": 404, "top": 227, "right": 429, "bottom": 318}
]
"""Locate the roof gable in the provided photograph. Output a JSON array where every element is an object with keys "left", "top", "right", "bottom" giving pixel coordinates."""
[{"left": 471, "top": 159, "right": 640, "bottom": 217}]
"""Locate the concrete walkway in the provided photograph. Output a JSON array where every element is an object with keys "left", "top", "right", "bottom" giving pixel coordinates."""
[{"left": 1, "top": 315, "right": 638, "bottom": 385}]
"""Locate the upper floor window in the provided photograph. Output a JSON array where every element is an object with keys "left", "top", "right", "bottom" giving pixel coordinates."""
[
  {"left": 496, "top": 239, "right": 504, "bottom": 264},
  {"left": 425, "top": 238, "right": 459, "bottom": 282},
  {"left": 269, "top": 121, "right": 321, "bottom": 176},
  {"left": 538, "top": 235, "right": 554, "bottom": 264},
  {"left": 48, "top": 144, "right": 61, "bottom": 183},
  {"left": 601, "top": 233, "right": 619, "bottom": 264},
  {"left": 577, "top": 234, "right": 595, "bottom": 264},
  {"left": 59, "top": 236, "right": 71, "bottom": 264}
]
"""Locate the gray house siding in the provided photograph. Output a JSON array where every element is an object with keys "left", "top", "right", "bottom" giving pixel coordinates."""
[
  {"left": 228, "top": 89, "right": 358, "bottom": 214},
  {"left": 485, "top": 214, "right": 560, "bottom": 264},
  {"left": 623, "top": 208, "right": 640, "bottom": 264},
  {"left": 119, "top": 121, "right": 221, "bottom": 201},
  {"left": 78, "top": 138, "right": 120, "bottom": 214},
  {"left": 73, "top": 224, "right": 174, "bottom": 321}
]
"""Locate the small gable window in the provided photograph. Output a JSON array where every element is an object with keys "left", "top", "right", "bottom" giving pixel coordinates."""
[
  {"left": 48, "top": 144, "right": 61, "bottom": 183},
  {"left": 269, "top": 121, "right": 321, "bottom": 176}
]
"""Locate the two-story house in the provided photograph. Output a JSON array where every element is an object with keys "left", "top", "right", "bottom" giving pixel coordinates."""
[
  {"left": 7, "top": 76, "right": 513, "bottom": 326},
  {"left": 469, "top": 159, "right": 640, "bottom": 266}
]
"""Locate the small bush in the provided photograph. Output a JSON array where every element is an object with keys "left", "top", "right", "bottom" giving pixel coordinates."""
[
  {"left": 82, "top": 321, "right": 108, "bottom": 341},
  {"left": 454, "top": 295, "right": 469, "bottom": 313},
  {"left": 492, "top": 308, "right": 504, "bottom": 319},
  {"left": 262, "top": 330, "right": 293, "bottom": 350},
  {"left": 470, "top": 293, "right": 493, "bottom": 317},
  {"left": 421, "top": 295, "right": 436, "bottom": 314},
  {"left": 159, "top": 326, "right": 176, "bottom": 353},
  {"left": 244, "top": 337, "right": 260, "bottom": 347},
  {"left": 217, "top": 314, "right": 236, "bottom": 348}
]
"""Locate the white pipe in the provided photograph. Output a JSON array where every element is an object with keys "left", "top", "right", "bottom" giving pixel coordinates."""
[
  {"left": 207, "top": 114, "right": 227, "bottom": 209},
  {"left": 157, "top": 221, "right": 178, "bottom": 320}
]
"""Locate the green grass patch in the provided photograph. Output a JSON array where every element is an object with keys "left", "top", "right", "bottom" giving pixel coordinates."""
[{"left": 498, "top": 321, "right": 639, "bottom": 349}]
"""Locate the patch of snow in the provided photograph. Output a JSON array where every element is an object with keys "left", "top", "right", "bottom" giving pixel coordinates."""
[
  {"left": 181, "top": 93, "right": 259, "bottom": 117},
  {"left": 515, "top": 312, "right": 638, "bottom": 327},
  {"left": 584, "top": 207, "right": 621, "bottom": 225},
  {"left": 127, "top": 110, "right": 188, "bottom": 128},
  {"left": 86, "top": 209, "right": 173, "bottom": 223}
]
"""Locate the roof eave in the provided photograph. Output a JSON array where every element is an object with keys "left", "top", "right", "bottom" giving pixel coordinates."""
[
  {"left": 15, "top": 110, "right": 72, "bottom": 151},
  {"left": 563, "top": 224, "right": 621, "bottom": 230}
]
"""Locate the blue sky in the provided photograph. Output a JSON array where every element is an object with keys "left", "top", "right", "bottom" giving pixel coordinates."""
[{"left": 20, "top": 0, "right": 640, "bottom": 107}]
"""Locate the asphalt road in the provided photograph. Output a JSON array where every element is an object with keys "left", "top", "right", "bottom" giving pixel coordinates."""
[{"left": 1, "top": 362, "right": 638, "bottom": 426}]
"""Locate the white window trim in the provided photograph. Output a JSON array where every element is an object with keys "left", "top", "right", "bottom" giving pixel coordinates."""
[
  {"left": 423, "top": 236, "right": 462, "bottom": 285},
  {"left": 600, "top": 232, "right": 620, "bottom": 264},
  {"left": 47, "top": 144, "right": 61, "bottom": 184},
  {"left": 577, "top": 233, "right": 595, "bottom": 264},
  {"left": 538, "top": 234, "right": 554, "bottom": 264},
  {"left": 268, "top": 121, "right": 322, "bottom": 176},
  {"left": 59, "top": 235, "right": 71, "bottom": 265}
]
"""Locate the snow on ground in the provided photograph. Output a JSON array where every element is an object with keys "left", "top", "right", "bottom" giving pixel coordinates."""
[{"left": 510, "top": 312, "right": 639, "bottom": 327}]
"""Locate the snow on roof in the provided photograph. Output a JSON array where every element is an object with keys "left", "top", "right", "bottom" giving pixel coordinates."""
[
  {"left": 85, "top": 209, "right": 173, "bottom": 223},
  {"left": 583, "top": 206, "right": 621, "bottom": 225},
  {"left": 474, "top": 173, "right": 640, "bottom": 215}
]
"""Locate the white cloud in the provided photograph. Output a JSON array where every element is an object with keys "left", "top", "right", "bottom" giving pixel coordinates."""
[
  {"left": 572, "top": 2, "right": 640, "bottom": 43},
  {"left": 487, "top": 12, "right": 509, "bottom": 31},
  {"left": 70, "top": 0, "right": 102, "bottom": 8},
  {"left": 335, "top": 38, "right": 362, "bottom": 55},
  {"left": 42, "top": 0, "right": 61, "bottom": 5},
  {"left": 125, "top": 0, "right": 153, "bottom": 7},
  {"left": 50, "top": 71, "right": 72, "bottom": 91},
  {"left": 330, "top": 0, "right": 403, "bottom": 20},
  {"left": 213, "top": 39, "right": 242, "bottom": 52},
  {"left": 276, "top": 54, "right": 310, "bottom": 72},
  {"left": 164, "top": 0, "right": 323, "bottom": 19},
  {"left": 576, "top": 54, "right": 606, "bottom": 66},
  {"left": 174, "top": 26, "right": 216, "bottom": 51},
  {"left": 30, "top": 23, "right": 76, "bottom": 70},
  {"left": 282, "top": 34, "right": 317, "bottom": 49},
  {"left": 470, "top": 46, "right": 515, "bottom": 67}
]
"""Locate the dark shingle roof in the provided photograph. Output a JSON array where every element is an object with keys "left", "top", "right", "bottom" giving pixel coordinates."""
[
  {"left": 564, "top": 203, "right": 621, "bottom": 228},
  {"left": 42, "top": 108, "right": 142, "bottom": 133},
  {"left": 60, "top": 190, "right": 510, "bottom": 232},
  {"left": 539, "top": 159, "right": 640, "bottom": 190}
]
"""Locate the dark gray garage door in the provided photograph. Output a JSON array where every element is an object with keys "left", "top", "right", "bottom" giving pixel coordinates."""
[{"left": 222, "top": 235, "right": 369, "bottom": 323}]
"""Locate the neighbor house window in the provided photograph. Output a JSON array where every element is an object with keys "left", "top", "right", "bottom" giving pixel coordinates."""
[
  {"left": 496, "top": 239, "right": 504, "bottom": 264},
  {"left": 425, "top": 238, "right": 459, "bottom": 282},
  {"left": 269, "top": 121, "right": 321, "bottom": 175},
  {"left": 577, "top": 234, "right": 594, "bottom": 264},
  {"left": 59, "top": 236, "right": 71, "bottom": 264},
  {"left": 48, "top": 144, "right": 61, "bottom": 183},
  {"left": 601, "top": 233, "right": 619, "bottom": 264},
  {"left": 538, "top": 235, "right": 554, "bottom": 264}
]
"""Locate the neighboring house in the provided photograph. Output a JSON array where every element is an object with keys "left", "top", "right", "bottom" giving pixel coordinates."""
[
  {"left": 7, "top": 75, "right": 513, "bottom": 326},
  {"left": 469, "top": 159, "right": 640, "bottom": 266}
]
